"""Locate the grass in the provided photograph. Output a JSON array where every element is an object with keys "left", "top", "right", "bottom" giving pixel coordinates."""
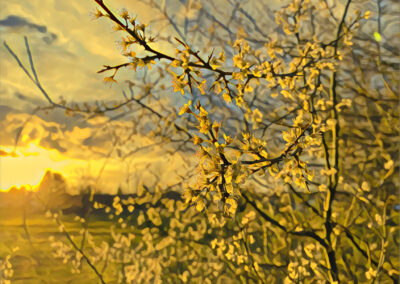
[{"left": 0, "top": 208, "right": 114, "bottom": 283}]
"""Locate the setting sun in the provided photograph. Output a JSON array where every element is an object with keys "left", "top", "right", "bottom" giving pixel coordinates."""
[{"left": 0, "top": 141, "right": 69, "bottom": 191}]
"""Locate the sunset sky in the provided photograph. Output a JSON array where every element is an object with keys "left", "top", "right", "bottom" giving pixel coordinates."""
[{"left": 0, "top": 0, "right": 189, "bottom": 193}]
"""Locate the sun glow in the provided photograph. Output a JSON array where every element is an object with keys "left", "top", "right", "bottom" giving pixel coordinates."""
[
  {"left": 0, "top": 141, "right": 70, "bottom": 191},
  {"left": 0, "top": 138, "right": 126, "bottom": 194}
]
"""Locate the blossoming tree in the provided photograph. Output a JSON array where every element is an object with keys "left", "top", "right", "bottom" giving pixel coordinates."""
[{"left": 4, "top": 0, "right": 399, "bottom": 283}]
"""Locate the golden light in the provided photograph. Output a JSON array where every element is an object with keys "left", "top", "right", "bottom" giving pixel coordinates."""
[
  {"left": 0, "top": 141, "right": 70, "bottom": 191},
  {"left": 0, "top": 138, "right": 125, "bottom": 194}
]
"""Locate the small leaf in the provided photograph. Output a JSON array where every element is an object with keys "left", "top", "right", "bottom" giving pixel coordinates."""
[
  {"left": 196, "top": 199, "right": 205, "bottom": 211},
  {"left": 374, "top": 32, "right": 382, "bottom": 42},
  {"left": 222, "top": 93, "right": 232, "bottom": 104}
]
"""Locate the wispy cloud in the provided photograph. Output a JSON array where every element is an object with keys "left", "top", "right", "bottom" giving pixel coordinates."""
[
  {"left": 0, "top": 110, "right": 190, "bottom": 193},
  {"left": 0, "top": 15, "right": 57, "bottom": 44},
  {"left": 0, "top": 0, "right": 190, "bottom": 193}
]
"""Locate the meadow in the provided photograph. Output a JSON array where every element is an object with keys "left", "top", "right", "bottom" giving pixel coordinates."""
[{"left": 0, "top": 208, "right": 112, "bottom": 283}]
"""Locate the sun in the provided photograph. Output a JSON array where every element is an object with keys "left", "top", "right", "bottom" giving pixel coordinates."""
[{"left": 0, "top": 141, "right": 68, "bottom": 191}]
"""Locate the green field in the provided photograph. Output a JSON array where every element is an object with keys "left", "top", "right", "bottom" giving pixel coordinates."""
[{"left": 0, "top": 209, "right": 117, "bottom": 283}]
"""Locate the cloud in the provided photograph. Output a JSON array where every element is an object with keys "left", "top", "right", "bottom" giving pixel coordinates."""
[
  {"left": 0, "top": 105, "right": 19, "bottom": 121},
  {"left": 14, "top": 92, "right": 45, "bottom": 106},
  {"left": 0, "top": 15, "right": 46, "bottom": 32},
  {"left": 0, "top": 149, "right": 18, "bottom": 157},
  {"left": 0, "top": 1, "right": 195, "bottom": 193},
  {"left": 0, "top": 15, "right": 57, "bottom": 44},
  {"left": 0, "top": 109, "right": 192, "bottom": 193}
]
